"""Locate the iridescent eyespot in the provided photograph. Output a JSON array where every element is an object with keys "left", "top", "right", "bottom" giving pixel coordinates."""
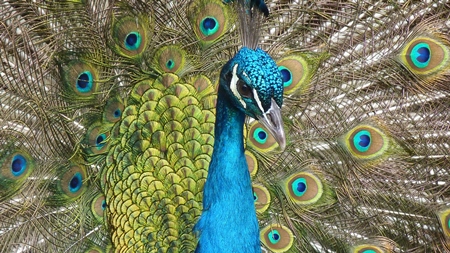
[
  {"left": 277, "top": 54, "right": 316, "bottom": 95},
  {"left": 11, "top": 154, "right": 27, "bottom": 177},
  {"left": 76, "top": 71, "right": 94, "bottom": 93},
  {"left": 1, "top": 150, "right": 35, "bottom": 183},
  {"left": 351, "top": 244, "right": 384, "bottom": 253},
  {"left": 91, "top": 194, "right": 106, "bottom": 222},
  {"left": 69, "top": 172, "right": 83, "bottom": 193},
  {"left": 260, "top": 224, "right": 294, "bottom": 252},
  {"left": 190, "top": 0, "right": 229, "bottom": 44},
  {"left": 253, "top": 184, "right": 270, "bottom": 213},
  {"left": 248, "top": 122, "right": 278, "bottom": 152},
  {"left": 282, "top": 172, "right": 323, "bottom": 205},
  {"left": 340, "top": 123, "right": 389, "bottom": 161},
  {"left": 437, "top": 208, "right": 450, "bottom": 238},
  {"left": 278, "top": 66, "right": 293, "bottom": 87},
  {"left": 63, "top": 61, "right": 98, "bottom": 98},
  {"left": 112, "top": 17, "right": 148, "bottom": 58},
  {"left": 410, "top": 42, "right": 430, "bottom": 69},
  {"left": 124, "top": 31, "right": 142, "bottom": 51},
  {"left": 85, "top": 125, "right": 110, "bottom": 154},
  {"left": 154, "top": 46, "right": 186, "bottom": 74},
  {"left": 398, "top": 35, "right": 450, "bottom": 81},
  {"left": 60, "top": 165, "right": 87, "bottom": 198},
  {"left": 200, "top": 17, "right": 220, "bottom": 36}
]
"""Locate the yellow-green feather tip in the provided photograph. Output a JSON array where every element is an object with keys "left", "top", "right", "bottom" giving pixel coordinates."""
[
  {"left": 111, "top": 16, "right": 150, "bottom": 59},
  {"left": 281, "top": 171, "right": 323, "bottom": 205},
  {"left": 253, "top": 183, "right": 270, "bottom": 213},
  {"left": 397, "top": 33, "right": 450, "bottom": 88},
  {"left": 277, "top": 53, "right": 324, "bottom": 96},
  {"left": 339, "top": 121, "right": 391, "bottom": 162},
  {"left": 189, "top": 0, "right": 231, "bottom": 46},
  {"left": 260, "top": 224, "right": 294, "bottom": 253}
]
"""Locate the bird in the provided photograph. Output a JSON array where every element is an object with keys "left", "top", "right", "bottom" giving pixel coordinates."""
[{"left": 1, "top": 0, "right": 450, "bottom": 253}]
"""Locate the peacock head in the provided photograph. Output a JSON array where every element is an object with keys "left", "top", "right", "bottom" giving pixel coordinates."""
[{"left": 220, "top": 47, "right": 286, "bottom": 150}]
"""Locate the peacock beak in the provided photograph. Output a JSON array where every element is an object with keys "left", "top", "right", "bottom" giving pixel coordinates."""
[{"left": 256, "top": 99, "right": 286, "bottom": 151}]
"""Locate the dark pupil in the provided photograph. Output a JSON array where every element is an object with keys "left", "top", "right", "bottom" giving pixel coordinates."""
[
  {"left": 126, "top": 33, "right": 138, "bottom": 46},
  {"left": 12, "top": 159, "right": 22, "bottom": 172},
  {"left": 258, "top": 131, "right": 267, "bottom": 140},
  {"left": 167, "top": 60, "right": 174, "bottom": 68},
  {"left": 417, "top": 46, "right": 430, "bottom": 63},
  {"left": 96, "top": 135, "right": 105, "bottom": 144},
  {"left": 359, "top": 134, "right": 371, "bottom": 147},
  {"left": 280, "top": 69, "right": 291, "bottom": 82},
  {"left": 70, "top": 176, "right": 80, "bottom": 189},
  {"left": 114, "top": 109, "right": 121, "bottom": 117},
  {"left": 297, "top": 182, "right": 306, "bottom": 192},
  {"left": 203, "top": 18, "right": 216, "bottom": 30},
  {"left": 272, "top": 233, "right": 280, "bottom": 240},
  {"left": 238, "top": 81, "right": 251, "bottom": 96},
  {"left": 77, "top": 73, "right": 89, "bottom": 88}
]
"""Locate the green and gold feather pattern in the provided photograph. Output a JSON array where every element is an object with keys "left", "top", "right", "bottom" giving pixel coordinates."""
[{"left": 1, "top": 0, "right": 450, "bottom": 253}]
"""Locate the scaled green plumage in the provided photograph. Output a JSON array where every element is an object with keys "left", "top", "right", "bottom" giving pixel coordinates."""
[{"left": 1, "top": 0, "right": 450, "bottom": 252}]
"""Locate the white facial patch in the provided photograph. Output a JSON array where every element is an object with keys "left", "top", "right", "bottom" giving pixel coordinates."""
[
  {"left": 229, "top": 64, "right": 246, "bottom": 108},
  {"left": 253, "top": 89, "right": 265, "bottom": 115}
]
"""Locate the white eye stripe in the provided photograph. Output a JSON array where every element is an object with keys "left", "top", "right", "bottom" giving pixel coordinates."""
[
  {"left": 230, "top": 64, "right": 246, "bottom": 108},
  {"left": 253, "top": 89, "right": 265, "bottom": 114}
]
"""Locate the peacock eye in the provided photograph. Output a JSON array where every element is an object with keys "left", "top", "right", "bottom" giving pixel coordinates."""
[{"left": 237, "top": 80, "right": 252, "bottom": 98}]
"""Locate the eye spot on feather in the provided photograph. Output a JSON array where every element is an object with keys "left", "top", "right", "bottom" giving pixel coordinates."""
[
  {"left": 411, "top": 43, "right": 431, "bottom": 68},
  {"left": 341, "top": 124, "right": 389, "bottom": 161},
  {"left": 76, "top": 71, "right": 94, "bottom": 93},
  {"left": 104, "top": 97, "right": 125, "bottom": 123},
  {"left": 260, "top": 224, "right": 294, "bottom": 252},
  {"left": 253, "top": 127, "right": 267, "bottom": 144},
  {"left": 283, "top": 172, "right": 323, "bottom": 204},
  {"left": 114, "top": 109, "right": 121, "bottom": 118},
  {"left": 91, "top": 194, "right": 106, "bottom": 222},
  {"left": 399, "top": 36, "right": 450, "bottom": 80},
  {"left": 200, "top": 17, "right": 219, "bottom": 36},
  {"left": 59, "top": 165, "right": 87, "bottom": 199},
  {"left": 292, "top": 177, "right": 307, "bottom": 197},
  {"left": 96, "top": 133, "right": 107, "bottom": 150},
  {"left": 155, "top": 46, "right": 186, "bottom": 73},
  {"left": 354, "top": 130, "right": 371, "bottom": 152},
  {"left": 112, "top": 17, "right": 148, "bottom": 58},
  {"left": 11, "top": 155, "right": 27, "bottom": 177},
  {"left": 166, "top": 59, "right": 175, "bottom": 70},
  {"left": 69, "top": 172, "right": 83, "bottom": 193},
  {"left": 190, "top": 1, "right": 229, "bottom": 44},
  {"left": 277, "top": 54, "right": 315, "bottom": 96},
  {"left": 86, "top": 125, "right": 110, "bottom": 154},
  {"left": 1, "top": 150, "right": 34, "bottom": 183},
  {"left": 437, "top": 208, "right": 450, "bottom": 238},
  {"left": 248, "top": 122, "right": 278, "bottom": 152},
  {"left": 278, "top": 66, "right": 293, "bottom": 87},
  {"left": 253, "top": 184, "right": 270, "bottom": 213},
  {"left": 124, "top": 31, "right": 142, "bottom": 51},
  {"left": 268, "top": 230, "right": 281, "bottom": 243},
  {"left": 352, "top": 245, "right": 383, "bottom": 253}
]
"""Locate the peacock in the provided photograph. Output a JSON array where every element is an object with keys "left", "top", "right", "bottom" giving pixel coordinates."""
[{"left": 1, "top": 0, "right": 450, "bottom": 252}]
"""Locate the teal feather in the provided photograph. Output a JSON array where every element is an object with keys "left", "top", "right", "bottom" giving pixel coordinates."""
[{"left": 1, "top": 1, "right": 450, "bottom": 253}]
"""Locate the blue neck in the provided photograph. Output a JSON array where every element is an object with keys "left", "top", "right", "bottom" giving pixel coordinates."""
[{"left": 195, "top": 86, "right": 261, "bottom": 253}]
